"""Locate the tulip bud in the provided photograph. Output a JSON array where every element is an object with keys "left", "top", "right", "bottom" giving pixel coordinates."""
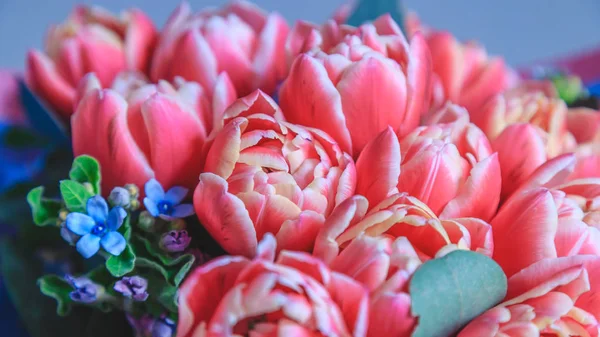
[
  {"left": 159, "top": 230, "right": 191, "bottom": 253},
  {"left": 108, "top": 187, "right": 131, "bottom": 208},
  {"left": 138, "top": 211, "right": 157, "bottom": 233}
]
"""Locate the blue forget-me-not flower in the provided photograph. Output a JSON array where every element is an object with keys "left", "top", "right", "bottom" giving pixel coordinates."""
[
  {"left": 143, "top": 179, "right": 194, "bottom": 220},
  {"left": 66, "top": 195, "right": 127, "bottom": 258}
]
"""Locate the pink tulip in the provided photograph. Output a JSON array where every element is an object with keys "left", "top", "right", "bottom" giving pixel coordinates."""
[
  {"left": 567, "top": 108, "right": 600, "bottom": 180},
  {"left": 0, "top": 71, "right": 25, "bottom": 125},
  {"left": 193, "top": 90, "right": 356, "bottom": 257},
  {"left": 72, "top": 71, "right": 236, "bottom": 194},
  {"left": 491, "top": 157, "right": 600, "bottom": 278},
  {"left": 355, "top": 103, "right": 501, "bottom": 221},
  {"left": 280, "top": 15, "right": 432, "bottom": 156},
  {"left": 472, "top": 82, "right": 571, "bottom": 154},
  {"left": 150, "top": 1, "right": 288, "bottom": 97},
  {"left": 26, "top": 5, "right": 156, "bottom": 119},
  {"left": 459, "top": 256, "right": 600, "bottom": 337},
  {"left": 177, "top": 234, "right": 368, "bottom": 337},
  {"left": 472, "top": 83, "right": 578, "bottom": 200},
  {"left": 314, "top": 194, "right": 493, "bottom": 267},
  {"left": 426, "top": 31, "right": 511, "bottom": 114},
  {"left": 324, "top": 234, "right": 422, "bottom": 337}
]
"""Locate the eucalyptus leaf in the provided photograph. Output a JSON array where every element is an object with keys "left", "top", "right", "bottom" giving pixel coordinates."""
[
  {"left": 346, "top": 0, "right": 404, "bottom": 31},
  {"left": 38, "top": 275, "right": 73, "bottom": 316},
  {"left": 59, "top": 180, "right": 93, "bottom": 213},
  {"left": 69, "top": 155, "right": 101, "bottom": 195},
  {"left": 27, "top": 186, "right": 62, "bottom": 226},
  {"left": 105, "top": 244, "right": 136, "bottom": 277},
  {"left": 409, "top": 250, "right": 507, "bottom": 337}
]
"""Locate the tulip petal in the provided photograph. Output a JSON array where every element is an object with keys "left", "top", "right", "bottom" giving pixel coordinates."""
[
  {"left": 313, "top": 196, "right": 369, "bottom": 264},
  {"left": 355, "top": 127, "right": 401, "bottom": 209},
  {"left": 402, "top": 33, "right": 432, "bottom": 136},
  {"left": 142, "top": 93, "right": 206, "bottom": 189},
  {"left": 177, "top": 256, "right": 249, "bottom": 337},
  {"left": 72, "top": 89, "right": 154, "bottom": 192},
  {"left": 279, "top": 54, "right": 352, "bottom": 155},
  {"left": 440, "top": 153, "right": 501, "bottom": 221},
  {"left": 194, "top": 173, "right": 258, "bottom": 257},
  {"left": 26, "top": 50, "right": 76, "bottom": 118},
  {"left": 492, "top": 188, "right": 559, "bottom": 277},
  {"left": 367, "top": 292, "right": 416, "bottom": 336},
  {"left": 170, "top": 30, "right": 219, "bottom": 93},
  {"left": 330, "top": 235, "right": 391, "bottom": 291},
  {"left": 252, "top": 13, "right": 289, "bottom": 92},
  {"left": 337, "top": 54, "right": 408, "bottom": 155},
  {"left": 123, "top": 9, "right": 156, "bottom": 71},
  {"left": 492, "top": 123, "right": 547, "bottom": 201},
  {"left": 276, "top": 210, "right": 325, "bottom": 252},
  {"left": 204, "top": 117, "right": 247, "bottom": 179}
]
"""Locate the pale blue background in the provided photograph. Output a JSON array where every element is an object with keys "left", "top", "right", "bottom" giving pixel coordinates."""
[{"left": 1, "top": 1, "right": 600, "bottom": 69}]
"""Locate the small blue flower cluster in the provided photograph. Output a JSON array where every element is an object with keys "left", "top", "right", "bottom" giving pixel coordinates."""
[{"left": 62, "top": 179, "right": 194, "bottom": 259}]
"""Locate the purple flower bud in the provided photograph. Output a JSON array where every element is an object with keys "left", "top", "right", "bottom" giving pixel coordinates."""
[
  {"left": 152, "top": 317, "right": 175, "bottom": 337},
  {"left": 159, "top": 230, "right": 191, "bottom": 253},
  {"left": 66, "top": 275, "right": 100, "bottom": 303},
  {"left": 108, "top": 187, "right": 131, "bottom": 208},
  {"left": 114, "top": 276, "right": 149, "bottom": 301}
]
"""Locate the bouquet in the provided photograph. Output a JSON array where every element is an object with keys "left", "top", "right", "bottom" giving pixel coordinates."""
[{"left": 1, "top": 0, "right": 599, "bottom": 336}]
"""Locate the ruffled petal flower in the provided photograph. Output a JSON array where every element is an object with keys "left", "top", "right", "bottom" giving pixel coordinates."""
[{"left": 194, "top": 91, "right": 356, "bottom": 257}]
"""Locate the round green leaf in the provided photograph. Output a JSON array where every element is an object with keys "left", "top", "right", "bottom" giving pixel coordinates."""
[
  {"left": 59, "top": 180, "right": 93, "bottom": 213},
  {"left": 26, "top": 186, "right": 62, "bottom": 226},
  {"left": 409, "top": 250, "right": 507, "bottom": 337},
  {"left": 69, "top": 155, "right": 101, "bottom": 195},
  {"left": 105, "top": 244, "right": 136, "bottom": 277}
]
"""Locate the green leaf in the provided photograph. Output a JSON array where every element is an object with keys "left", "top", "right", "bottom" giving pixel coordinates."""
[
  {"left": 119, "top": 216, "right": 132, "bottom": 241},
  {"left": 409, "top": 250, "right": 507, "bottom": 337},
  {"left": 105, "top": 244, "right": 136, "bottom": 277},
  {"left": 69, "top": 155, "right": 101, "bottom": 195},
  {"left": 59, "top": 180, "right": 93, "bottom": 213},
  {"left": 0, "top": 239, "right": 94, "bottom": 337},
  {"left": 157, "top": 285, "right": 179, "bottom": 314},
  {"left": 346, "top": 0, "right": 405, "bottom": 31},
  {"left": 26, "top": 186, "right": 62, "bottom": 226},
  {"left": 38, "top": 275, "right": 74, "bottom": 316}
]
